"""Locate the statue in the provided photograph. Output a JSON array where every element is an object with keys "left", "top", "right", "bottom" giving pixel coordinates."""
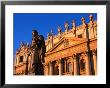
[
  {"left": 26, "top": 42, "right": 29, "bottom": 47},
  {"left": 81, "top": 17, "right": 88, "bottom": 38},
  {"left": 64, "top": 21, "right": 69, "bottom": 32},
  {"left": 72, "top": 20, "right": 76, "bottom": 28},
  {"left": 50, "top": 29, "right": 54, "bottom": 36},
  {"left": 47, "top": 32, "right": 51, "bottom": 39},
  {"left": 39, "top": 35, "right": 46, "bottom": 64},
  {"left": 72, "top": 20, "right": 76, "bottom": 36},
  {"left": 89, "top": 14, "right": 96, "bottom": 38},
  {"left": 81, "top": 17, "right": 86, "bottom": 25},
  {"left": 20, "top": 42, "right": 24, "bottom": 48},
  {"left": 31, "top": 30, "right": 46, "bottom": 75},
  {"left": 58, "top": 26, "right": 62, "bottom": 35}
]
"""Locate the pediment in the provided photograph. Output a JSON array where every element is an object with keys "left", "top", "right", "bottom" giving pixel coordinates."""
[{"left": 46, "top": 37, "right": 85, "bottom": 53}]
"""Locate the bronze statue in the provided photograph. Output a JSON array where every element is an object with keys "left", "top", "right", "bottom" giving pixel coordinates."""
[{"left": 31, "top": 30, "right": 46, "bottom": 75}]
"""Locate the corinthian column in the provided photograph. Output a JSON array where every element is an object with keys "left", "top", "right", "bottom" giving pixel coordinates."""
[
  {"left": 49, "top": 62, "right": 53, "bottom": 75},
  {"left": 92, "top": 50, "right": 97, "bottom": 75},
  {"left": 84, "top": 52, "right": 91, "bottom": 75},
  {"left": 58, "top": 59, "right": 62, "bottom": 75},
  {"left": 44, "top": 63, "right": 49, "bottom": 75},
  {"left": 73, "top": 54, "right": 79, "bottom": 75},
  {"left": 25, "top": 54, "right": 29, "bottom": 75}
]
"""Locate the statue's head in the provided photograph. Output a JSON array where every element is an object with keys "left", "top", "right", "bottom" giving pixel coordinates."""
[
  {"left": 81, "top": 17, "right": 86, "bottom": 24},
  {"left": 64, "top": 21, "right": 69, "bottom": 28},
  {"left": 32, "top": 29, "right": 38, "bottom": 36},
  {"left": 39, "top": 35, "right": 44, "bottom": 41},
  {"left": 89, "top": 14, "right": 93, "bottom": 21}
]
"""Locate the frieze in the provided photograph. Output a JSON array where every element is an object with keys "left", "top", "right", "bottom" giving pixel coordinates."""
[{"left": 45, "top": 39, "right": 97, "bottom": 63}]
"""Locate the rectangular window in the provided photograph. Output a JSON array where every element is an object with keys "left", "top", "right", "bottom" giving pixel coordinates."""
[
  {"left": 67, "top": 62, "right": 72, "bottom": 72},
  {"left": 62, "top": 58, "right": 67, "bottom": 73},
  {"left": 78, "top": 34, "right": 82, "bottom": 38},
  {"left": 19, "top": 56, "right": 23, "bottom": 63}
]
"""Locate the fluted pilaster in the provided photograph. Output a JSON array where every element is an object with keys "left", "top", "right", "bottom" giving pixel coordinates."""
[
  {"left": 58, "top": 59, "right": 62, "bottom": 75},
  {"left": 73, "top": 54, "right": 79, "bottom": 75},
  {"left": 92, "top": 50, "right": 97, "bottom": 75},
  {"left": 84, "top": 52, "right": 91, "bottom": 75},
  {"left": 49, "top": 62, "right": 53, "bottom": 75}
]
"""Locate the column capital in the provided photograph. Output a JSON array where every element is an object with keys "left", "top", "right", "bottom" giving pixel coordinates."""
[
  {"left": 84, "top": 51, "right": 89, "bottom": 56},
  {"left": 49, "top": 61, "right": 53, "bottom": 64},
  {"left": 57, "top": 59, "right": 62, "bottom": 64},
  {"left": 92, "top": 49, "right": 97, "bottom": 55},
  {"left": 44, "top": 63, "right": 49, "bottom": 67},
  {"left": 72, "top": 54, "right": 77, "bottom": 58},
  {"left": 72, "top": 54, "right": 78, "bottom": 62},
  {"left": 80, "top": 53, "right": 85, "bottom": 58}
]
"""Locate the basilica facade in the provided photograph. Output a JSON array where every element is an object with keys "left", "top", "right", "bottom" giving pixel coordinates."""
[{"left": 14, "top": 14, "right": 97, "bottom": 75}]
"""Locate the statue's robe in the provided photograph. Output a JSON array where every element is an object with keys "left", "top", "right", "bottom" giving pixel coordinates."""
[{"left": 32, "top": 35, "right": 46, "bottom": 75}]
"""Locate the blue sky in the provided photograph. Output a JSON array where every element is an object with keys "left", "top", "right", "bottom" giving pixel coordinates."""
[{"left": 14, "top": 13, "right": 97, "bottom": 55}]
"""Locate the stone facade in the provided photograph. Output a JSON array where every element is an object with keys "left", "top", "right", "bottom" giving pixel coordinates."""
[{"left": 14, "top": 14, "right": 97, "bottom": 75}]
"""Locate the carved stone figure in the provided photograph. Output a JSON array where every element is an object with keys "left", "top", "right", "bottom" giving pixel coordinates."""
[
  {"left": 81, "top": 17, "right": 88, "bottom": 38},
  {"left": 20, "top": 42, "right": 24, "bottom": 48},
  {"left": 31, "top": 30, "right": 46, "bottom": 75},
  {"left": 64, "top": 21, "right": 69, "bottom": 32},
  {"left": 58, "top": 26, "right": 62, "bottom": 35},
  {"left": 72, "top": 20, "right": 76, "bottom": 28},
  {"left": 47, "top": 32, "right": 51, "bottom": 39},
  {"left": 89, "top": 14, "right": 96, "bottom": 38},
  {"left": 72, "top": 20, "right": 76, "bottom": 36}
]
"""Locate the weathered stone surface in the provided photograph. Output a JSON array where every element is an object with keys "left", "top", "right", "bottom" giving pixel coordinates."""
[{"left": 14, "top": 15, "right": 97, "bottom": 75}]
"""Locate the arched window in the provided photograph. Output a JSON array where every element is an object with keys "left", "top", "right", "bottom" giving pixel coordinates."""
[
  {"left": 80, "top": 59, "right": 85, "bottom": 71},
  {"left": 62, "top": 59, "right": 66, "bottom": 73},
  {"left": 53, "top": 64, "right": 59, "bottom": 75},
  {"left": 67, "top": 62, "right": 72, "bottom": 72},
  {"left": 55, "top": 66, "right": 59, "bottom": 75},
  {"left": 53, "top": 61, "right": 59, "bottom": 75},
  {"left": 78, "top": 34, "right": 82, "bottom": 38}
]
